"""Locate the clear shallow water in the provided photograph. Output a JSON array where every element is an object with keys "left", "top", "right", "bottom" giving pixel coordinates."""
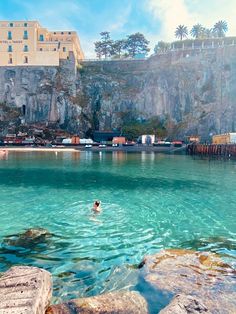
[{"left": 0, "top": 151, "right": 235, "bottom": 305}]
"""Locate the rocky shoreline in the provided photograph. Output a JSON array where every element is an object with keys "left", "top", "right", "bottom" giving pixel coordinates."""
[{"left": 0, "top": 228, "right": 235, "bottom": 313}]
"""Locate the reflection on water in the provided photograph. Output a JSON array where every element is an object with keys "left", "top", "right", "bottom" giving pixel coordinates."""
[
  {"left": 0, "top": 150, "right": 8, "bottom": 160},
  {"left": 112, "top": 151, "right": 127, "bottom": 163}
]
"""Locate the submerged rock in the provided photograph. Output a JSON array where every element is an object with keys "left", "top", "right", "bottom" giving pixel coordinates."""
[
  {"left": 181, "top": 236, "right": 236, "bottom": 252},
  {"left": 46, "top": 291, "right": 148, "bottom": 314},
  {"left": 140, "top": 249, "right": 236, "bottom": 313},
  {"left": 159, "top": 294, "right": 208, "bottom": 313},
  {"left": 0, "top": 266, "right": 52, "bottom": 314},
  {"left": 3, "top": 227, "right": 52, "bottom": 247}
]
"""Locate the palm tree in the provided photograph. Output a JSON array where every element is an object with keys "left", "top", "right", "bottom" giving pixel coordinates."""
[
  {"left": 175, "top": 25, "right": 188, "bottom": 40},
  {"left": 213, "top": 20, "right": 228, "bottom": 37},
  {"left": 190, "top": 24, "right": 204, "bottom": 39},
  {"left": 202, "top": 28, "right": 214, "bottom": 39}
]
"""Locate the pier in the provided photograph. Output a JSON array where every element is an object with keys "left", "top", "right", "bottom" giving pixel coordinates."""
[{"left": 187, "top": 143, "right": 236, "bottom": 158}]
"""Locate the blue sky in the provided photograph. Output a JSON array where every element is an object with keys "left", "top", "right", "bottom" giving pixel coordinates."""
[{"left": 0, "top": 0, "right": 235, "bottom": 57}]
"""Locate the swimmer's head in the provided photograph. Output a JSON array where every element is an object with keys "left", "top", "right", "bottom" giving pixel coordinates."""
[{"left": 94, "top": 201, "right": 100, "bottom": 207}]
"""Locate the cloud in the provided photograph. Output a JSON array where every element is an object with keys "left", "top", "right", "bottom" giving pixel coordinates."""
[
  {"left": 108, "top": 5, "right": 131, "bottom": 33},
  {"left": 146, "top": 0, "right": 196, "bottom": 41},
  {"left": 146, "top": 0, "right": 236, "bottom": 41}
]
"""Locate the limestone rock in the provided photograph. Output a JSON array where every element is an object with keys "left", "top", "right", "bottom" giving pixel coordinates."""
[
  {"left": 0, "top": 266, "right": 52, "bottom": 314},
  {"left": 3, "top": 227, "right": 52, "bottom": 247},
  {"left": 21, "top": 227, "right": 51, "bottom": 239},
  {"left": 46, "top": 291, "right": 148, "bottom": 314},
  {"left": 1, "top": 46, "right": 236, "bottom": 138},
  {"left": 159, "top": 294, "right": 208, "bottom": 313},
  {"left": 140, "top": 249, "right": 236, "bottom": 313}
]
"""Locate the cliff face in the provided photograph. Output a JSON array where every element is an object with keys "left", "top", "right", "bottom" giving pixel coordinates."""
[
  {"left": 0, "top": 56, "right": 82, "bottom": 135},
  {"left": 79, "top": 46, "right": 236, "bottom": 139},
  {"left": 0, "top": 46, "right": 236, "bottom": 139}
]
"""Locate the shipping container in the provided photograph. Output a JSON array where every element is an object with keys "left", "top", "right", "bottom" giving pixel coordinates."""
[
  {"left": 112, "top": 137, "right": 126, "bottom": 144},
  {"left": 62, "top": 138, "right": 72, "bottom": 144},
  {"left": 79, "top": 138, "right": 93, "bottom": 144},
  {"left": 71, "top": 136, "right": 80, "bottom": 144},
  {"left": 140, "top": 135, "right": 155, "bottom": 144},
  {"left": 212, "top": 133, "right": 236, "bottom": 144}
]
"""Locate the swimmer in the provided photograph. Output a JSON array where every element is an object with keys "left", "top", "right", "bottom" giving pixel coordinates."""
[{"left": 92, "top": 200, "right": 101, "bottom": 213}]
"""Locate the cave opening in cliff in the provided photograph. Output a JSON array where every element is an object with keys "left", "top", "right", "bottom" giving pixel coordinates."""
[{"left": 22, "top": 105, "right": 26, "bottom": 116}]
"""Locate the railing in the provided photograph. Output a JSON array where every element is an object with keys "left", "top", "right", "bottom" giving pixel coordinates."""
[
  {"left": 78, "top": 58, "right": 147, "bottom": 62},
  {"left": 79, "top": 40, "right": 236, "bottom": 62}
]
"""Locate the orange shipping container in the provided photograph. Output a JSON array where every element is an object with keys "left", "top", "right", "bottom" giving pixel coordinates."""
[
  {"left": 71, "top": 136, "right": 80, "bottom": 144},
  {"left": 112, "top": 137, "right": 126, "bottom": 144}
]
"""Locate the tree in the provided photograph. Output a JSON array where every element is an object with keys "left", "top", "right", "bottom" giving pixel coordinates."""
[
  {"left": 201, "top": 28, "right": 214, "bottom": 39},
  {"left": 175, "top": 25, "right": 188, "bottom": 40},
  {"left": 111, "top": 39, "right": 126, "bottom": 58},
  {"left": 190, "top": 24, "right": 204, "bottom": 39},
  {"left": 213, "top": 20, "right": 228, "bottom": 37},
  {"left": 120, "top": 112, "right": 167, "bottom": 140},
  {"left": 154, "top": 41, "right": 170, "bottom": 54},
  {"left": 94, "top": 31, "right": 113, "bottom": 59},
  {"left": 124, "top": 33, "right": 150, "bottom": 58}
]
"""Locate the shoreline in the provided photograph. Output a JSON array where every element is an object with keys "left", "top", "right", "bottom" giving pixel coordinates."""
[{"left": 1, "top": 145, "right": 186, "bottom": 153}]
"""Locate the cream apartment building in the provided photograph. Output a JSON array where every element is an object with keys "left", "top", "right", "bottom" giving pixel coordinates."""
[{"left": 0, "top": 21, "right": 84, "bottom": 66}]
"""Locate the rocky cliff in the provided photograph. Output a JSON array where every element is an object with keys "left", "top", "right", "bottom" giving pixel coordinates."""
[{"left": 1, "top": 46, "right": 236, "bottom": 139}]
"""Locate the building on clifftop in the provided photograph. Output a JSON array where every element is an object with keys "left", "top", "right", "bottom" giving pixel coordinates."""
[{"left": 0, "top": 20, "right": 84, "bottom": 66}]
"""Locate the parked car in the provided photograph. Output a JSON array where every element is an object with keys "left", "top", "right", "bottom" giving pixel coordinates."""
[
  {"left": 99, "top": 144, "right": 106, "bottom": 148},
  {"left": 85, "top": 144, "right": 92, "bottom": 148}
]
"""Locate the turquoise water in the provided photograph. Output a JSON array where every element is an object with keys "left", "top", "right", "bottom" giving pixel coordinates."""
[{"left": 0, "top": 151, "right": 236, "bottom": 305}]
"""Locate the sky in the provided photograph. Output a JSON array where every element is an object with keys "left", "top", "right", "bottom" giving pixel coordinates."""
[{"left": 0, "top": 0, "right": 235, "bottom": 58}]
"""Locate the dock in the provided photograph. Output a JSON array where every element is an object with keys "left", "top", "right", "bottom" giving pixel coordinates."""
[{"left": 186, "top": 143, "right": 236, "bottom": 158}]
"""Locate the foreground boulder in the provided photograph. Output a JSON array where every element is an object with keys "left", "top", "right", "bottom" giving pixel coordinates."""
[
  {"left": 159, "top": 294, "right": 208, "bottom": 313},
  {"left": 0, "top": 266, "right": 52, "bottom": 314},
  {"left": 140, "top": 249, "right": 236, "bottom": 313},
  {"left": 46, "top": 291, "right": 148, "bottom": 314}
]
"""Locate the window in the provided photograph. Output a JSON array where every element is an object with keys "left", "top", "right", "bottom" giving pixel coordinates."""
[
  {"left": 63, "top": 47, "right": 66, "bottom": 52},
  {"left": 8, "top": 31, "right": 12, "bottom": 40},
  {"left": 39, "top": 48, "right": 43, "bottom": 51},
  {"left": 8, "top": 56, "right": 13, "bottom": 64},
  {"left": 24, "top": 23, "right": 28, "bottom": 27},
  {"left": 23, "top": 30, "right": 28, "bottom": 40},
  {"left": 54, "top": 32, "right": 56, "bottom": 34},
  {"left": 9, "top": 23, "right": 14, "bottom": 27},
  {"left": 61, "top": 32, "right": 64, "bottom": 34},
  {"left": 24, "top": 56, "right": 28, "bottom": 64},
  {"left": 39, "top": 34, "right": 44, "bottom": 41},
  {"left": 8, "top": 45, "right": 12, "bottom": 52},
  {"left": 53, "top": 48, "right": 56, "bottom": 51},
  {"left": 68, "top": 32, "right": 71, "bottom": 35},
  {"left": 24, "top": 45, "right": 28, "bottom": 52}
]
